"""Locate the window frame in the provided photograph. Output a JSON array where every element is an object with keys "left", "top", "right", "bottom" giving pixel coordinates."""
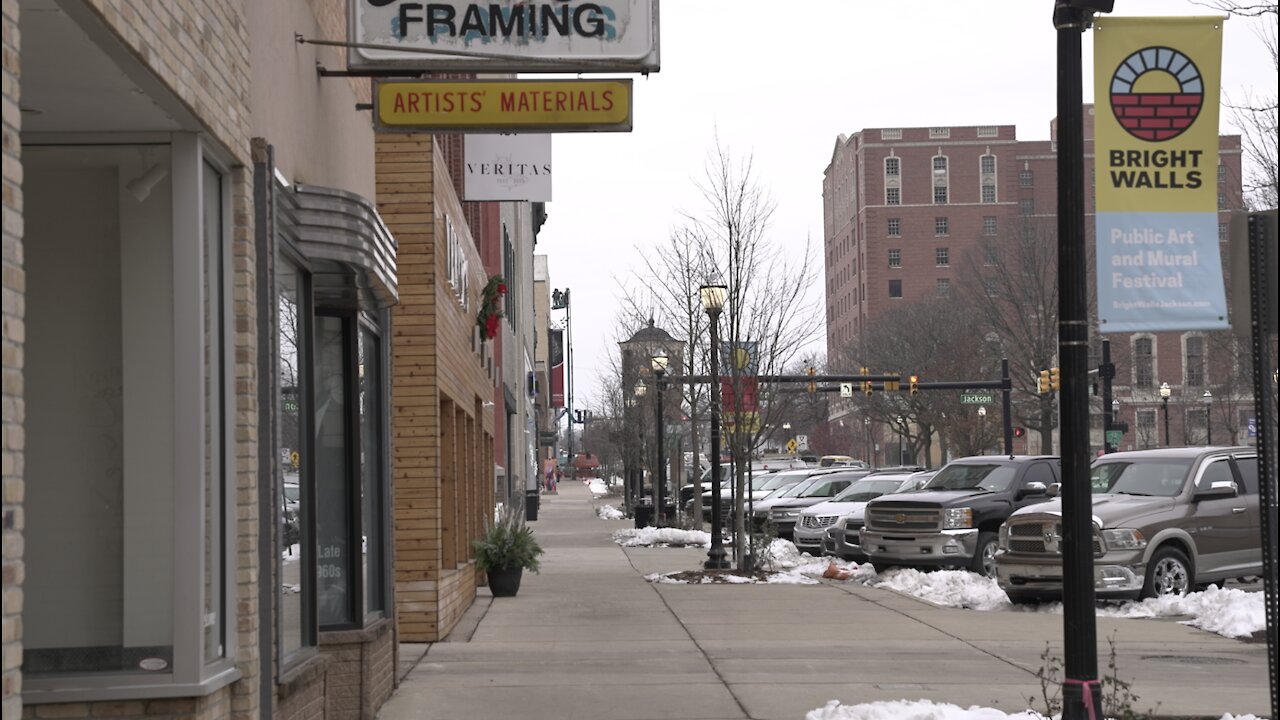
[
  {"left": 887, "top": 217, "right": 901, "bottom": 237},
  {"left": 23, "top": 133, "right": 240, "bottom": 702},
  {"left": 934, "top": 217, "right": 949, "bottom": 236},
  {"left": 936, "top": 247, "right": 950, "bottom": 267},
  {"left": 888, "top": 279, "right": 903, "bottom": 298},
  {"left": 888, "top": 249, "right": 902, "bottom": 268},
  {"left": 885, "top": 186, "right": 901, "bottom": 205}
]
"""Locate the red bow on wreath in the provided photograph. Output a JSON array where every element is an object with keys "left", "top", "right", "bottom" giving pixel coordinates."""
[{"left": 477, "top": 274, "right": 508, "bottom": 340}]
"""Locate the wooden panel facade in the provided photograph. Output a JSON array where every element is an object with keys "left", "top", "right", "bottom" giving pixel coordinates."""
[{"left": 378, "top": 135, "right": 495, "bottom": 642}]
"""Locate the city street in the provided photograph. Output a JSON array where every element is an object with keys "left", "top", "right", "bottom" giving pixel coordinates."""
[{"left": 382, "top": 480, "right": 1271, "bottom": 720}]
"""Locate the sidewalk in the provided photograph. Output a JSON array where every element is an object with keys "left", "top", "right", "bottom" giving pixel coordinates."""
[{"left": 379, "top": 481, "right": 1272, "bottom": 720}]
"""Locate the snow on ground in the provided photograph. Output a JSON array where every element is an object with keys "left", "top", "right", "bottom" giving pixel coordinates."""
[
  {"left": 613, "top": 527, "right": 711, "bottom": 548},
  {"left": 805, "top": 699, "right": 1265, "bottom": 720},
  {"left": 586, "top": 478, "right": 608, "bottom": 495},
  {"left": 632, "top": 538, "right": 1266, "bottom": 639},
  {"left": 596, "top": 504, "right": 625, "bottom": 520}
]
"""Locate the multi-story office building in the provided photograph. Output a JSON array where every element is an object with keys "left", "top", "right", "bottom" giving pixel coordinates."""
[{"left": 823, "top": 109, "right": 1248, "bottom": 453}]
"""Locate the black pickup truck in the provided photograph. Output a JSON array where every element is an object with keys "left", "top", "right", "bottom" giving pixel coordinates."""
[{"left": 858, "top": 455, "right": 1060, "bottom": 576}]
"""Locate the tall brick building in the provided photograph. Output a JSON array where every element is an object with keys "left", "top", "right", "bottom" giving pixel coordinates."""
[{"left": 823, "top": 108, "right": 1248, "bottom": 453}]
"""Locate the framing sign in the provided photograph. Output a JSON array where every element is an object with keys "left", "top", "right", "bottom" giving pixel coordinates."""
[
  {"left": 376, "top": 79, "right": 632, "bottom": 133},
  {"left": 349, "top": 0, "right": 661, "bottom": 73}
]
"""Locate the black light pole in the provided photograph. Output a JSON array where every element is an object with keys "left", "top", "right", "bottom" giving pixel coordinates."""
[
  {"left": 1160, "top": 382, "right": 1172, "bottom": 447},
  {"left": 652, "top": 349, "right": 669, "bottom": 525},
  {"left": 701, "top": 280, "right": 731, "bottom": 570},
  {"left": 1203, "top": 390, "right": 1213, "bottom": 444},
  {"left": 1055, "top": 2, "right": 1110, "bottom": 716},
  {"left": 1102, "top": 338, "right": 1115, "bottom": 453}
]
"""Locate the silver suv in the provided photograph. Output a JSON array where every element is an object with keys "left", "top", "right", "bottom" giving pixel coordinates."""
[{"left": 995, "top": 447, "right": 1261, "bottom": 602}]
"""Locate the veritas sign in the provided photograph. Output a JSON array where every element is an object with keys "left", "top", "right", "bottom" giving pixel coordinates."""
[
  {"left": 349, "top": 0, "right": 660, "bottom": 73},
  {"left": 463, "top": 134, "right": 552, "bottom": 201}
]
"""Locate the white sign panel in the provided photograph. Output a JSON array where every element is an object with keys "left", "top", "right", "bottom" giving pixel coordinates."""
[
  {"left": 349, "top": 1, "right": 661, "bottom": 72},
  {"left": 463, "top": 134, "right": 552, "bottom": 201}
]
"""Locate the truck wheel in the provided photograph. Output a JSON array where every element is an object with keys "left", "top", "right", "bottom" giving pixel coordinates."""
[
  {"left": 968, "top": 532, "right": 998, "bottom": 577},
  {"left": 1141, "top": 546, "right": 1192, "bottom": 598},
  {"left": 870, "top": 562, "right": 894, "bottom": 574}
]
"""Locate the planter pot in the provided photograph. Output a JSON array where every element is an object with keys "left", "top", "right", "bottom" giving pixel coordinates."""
[{"left": 487, "top": 567, "right": 524, "bottom": 597}]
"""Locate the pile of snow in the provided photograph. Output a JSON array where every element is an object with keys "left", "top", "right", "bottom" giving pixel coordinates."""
[
  {"left": 586, "top": 478, "right": 608, "bottom": 495},
  {"left": 596, "top": 504, "right": 625, "bottom": 520},
  {"left": 643, "top": 540, "right": 1265, "bottom": 640},
  {"left": 1093, "top": 584, "right": 1265, "bottom": 639},
  {"left": 613, "top": 527, "right": 711, "bottom": 548},
  {"left": 806, "top": 699, "right": 1265, "bottom": 720}
]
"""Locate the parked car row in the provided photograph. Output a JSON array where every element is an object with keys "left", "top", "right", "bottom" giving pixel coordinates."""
[{"left": 837, "top": 447, "right": 1262, "bottom": 602}]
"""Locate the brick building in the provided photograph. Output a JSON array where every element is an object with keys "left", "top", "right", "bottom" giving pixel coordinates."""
[{"left": 823, "top": 108, "right": 1248, "bottom": 455}]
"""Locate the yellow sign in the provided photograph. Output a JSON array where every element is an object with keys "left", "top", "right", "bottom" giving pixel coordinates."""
[
  {"left": 1094, "top": 17, "right": 1222, "bottom": 213},
  {"left": 376, "top": 79, "right": 632, "bottom": 133}
]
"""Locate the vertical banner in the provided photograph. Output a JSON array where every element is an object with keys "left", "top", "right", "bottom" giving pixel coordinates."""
[
  {"left": 549, "top": 328, "right": 565, "bottom": 408},
  {"left": 1094, "top": 16, "right": 1227, "bottom": 332},
  {"left": 721, "top": 342, "right": 761, "bottom": 433}
]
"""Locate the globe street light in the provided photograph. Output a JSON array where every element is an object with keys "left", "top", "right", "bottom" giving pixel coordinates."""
[
  {"left": 1202, "top": 390, "right": 1213, "bottom": 445},
  {"left": 699, "top": 280, "right": 731, "bottom": 570},
  {"left": 1159, "top": 382, "right": 1172, "bottom": 447},
  {"left": 651, "top": 349, "right": 669, "bottom": 525}
]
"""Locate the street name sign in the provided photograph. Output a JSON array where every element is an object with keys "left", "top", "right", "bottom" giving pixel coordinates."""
[{"left": 960, "top": 392, "right": 996, "bottom": 405}]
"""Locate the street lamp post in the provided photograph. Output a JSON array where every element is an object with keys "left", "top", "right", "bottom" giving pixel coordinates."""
[
  {"left": 635, "top": 382, "right": 648, "bottom": 525},
  {"left": 978, "top": 406, "right": 987, "bottom": 454},
  {"left": 700, "top": 280, "right": 731, "bottom": 570},
  {"left": 1111, "top": 398, "right": 1120, "bottom": 451},
  {"left": 624, "top": 396, "right": 637, "bottom": 512},
  {"left": 897, "top": 416, "right": 906, "bottom": 465},
  {"left": 652, "top": 349, "right": 669, "bottom": 525},
  {"left": 864, "top": 416, "right": 871, "bottom": 466},
  {"left": 1159, "top": 382, "right": 1172, "bottom": 447},
  {"left": 1203, "top": 390, "right": 1213, "bottom": 445}
]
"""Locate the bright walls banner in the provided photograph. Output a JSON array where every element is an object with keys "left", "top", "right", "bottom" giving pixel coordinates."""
[
  {"left": 549, "top": 328, "right": 565, "bottom": 408},
  {"left": 1094, "top": 16, "right": 1228, "bottom": 332}
]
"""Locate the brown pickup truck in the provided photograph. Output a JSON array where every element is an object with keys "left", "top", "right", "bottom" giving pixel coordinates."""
[{"left": 995, "top": 446, "right": 1261, "bottom": 602}]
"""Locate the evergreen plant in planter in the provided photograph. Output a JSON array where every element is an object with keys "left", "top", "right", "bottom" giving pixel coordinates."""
[{"left": 472, "top": 510, "right": 545, "bottom": 597}]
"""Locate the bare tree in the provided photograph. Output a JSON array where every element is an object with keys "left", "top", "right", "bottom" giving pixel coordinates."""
[
  {"left": 841, "top": 295, "right": 987, "bottom": 466},
  {"left": 960, "top": 217, "right": 1062, "bottom": 453},
  {"left": 1195, "top": 1, "right": 1279, "bottom": 208}
]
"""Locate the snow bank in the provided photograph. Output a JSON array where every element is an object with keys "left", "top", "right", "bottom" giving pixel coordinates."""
[
  {"left": 596, "top": 504, "right": 625, "bottom": 520},
  {"left": 586, "top": 479, "right": 608, "bottom": 495},
  {"left": 807, "top": 699, "right": 1266, "bottom": 720},
  {"left": 613, "top": 527, "right": 711, "bottom": 548}
]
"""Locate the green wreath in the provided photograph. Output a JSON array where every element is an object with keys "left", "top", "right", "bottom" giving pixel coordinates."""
[{"left": 477, "top": 274, "right": 507, "bottom": 339}]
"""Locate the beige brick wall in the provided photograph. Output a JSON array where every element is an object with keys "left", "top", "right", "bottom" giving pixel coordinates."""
[
  {"left": 2, "top": 2, "right": 24, "bottom": 720},
  {"left": 81, "top": 0, "right": 252, "bottom": 165}
]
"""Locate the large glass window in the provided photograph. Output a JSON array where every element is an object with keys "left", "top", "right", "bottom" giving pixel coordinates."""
[
  {"left": 316, "top": 315, "right": 355, "bottom": 627},
  {"left": 24, "top": 138, "right": 234, "bottom": 697},
  {"left": 933, "top": 185, "right": 949, "bottom": 204},
  {"left": 359, "top": 325, "right": 386, "bottom": 616},
  {"left": 202, "top": 160, "right": 227, "bottom": 664},
  {"left": 886, "top": 187, "right": 901, "bottom": 205},
  {"left": 278, "top": 259, "right": 312, "bottom": 661}
]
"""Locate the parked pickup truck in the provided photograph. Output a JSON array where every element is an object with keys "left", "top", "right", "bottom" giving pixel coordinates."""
[
  {"left": 860, "top": 455, "right": 1061, "bottom": 576},
  {"left": 995, "top": 447, "right": 1261, "bottom": 602}
]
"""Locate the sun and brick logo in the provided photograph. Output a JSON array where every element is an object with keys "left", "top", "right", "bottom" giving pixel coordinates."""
[{"left": 1109, "top": 46, "right": 1203, "bottom": 142}]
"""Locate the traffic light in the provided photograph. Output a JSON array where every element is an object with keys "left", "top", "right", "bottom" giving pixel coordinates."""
[
  {"left": 909, "top": 375, "right": 919, "bottom": 396},
  {"left": 861, "top": 367, "right": 873, "bottom": 396},
  {"left": 1038, "top": 369, "right": 1050, "bottom": 394},
  {"left": 806, "top": 366, "right": 817, "bottom": 394},
  {"left": 1049, "top": 367, "right": 1061, "bottom": 392},
  {"left": 1014, "top": 426, "right": 1026, "bottom": 438}
]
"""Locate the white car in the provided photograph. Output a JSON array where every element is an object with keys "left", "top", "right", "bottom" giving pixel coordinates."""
[{"left": 793, "top": 472, "right": 931, "bottom": 558}]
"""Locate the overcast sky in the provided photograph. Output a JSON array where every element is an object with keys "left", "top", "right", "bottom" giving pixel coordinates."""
[{"left": 534, "top": 1, "right": 1277, "bottom": 411}]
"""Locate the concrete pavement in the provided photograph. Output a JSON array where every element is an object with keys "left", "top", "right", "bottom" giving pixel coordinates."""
[{"left": 379, "top": 480, "right": 1272, "bottom": 720}]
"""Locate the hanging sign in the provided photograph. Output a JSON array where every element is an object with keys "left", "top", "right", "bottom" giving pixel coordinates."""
[
  {"left": 1093, "top": 16, "right": 1228, "bottom": 332},
  {"left": 375, "top": 79, "right": 632, "bottom": 133},
  {"left": 464, "top": 134, "right": 553, "bottom": 201},
  {"left": 349, "top": 0, "right": 660, "bottom": 73}
]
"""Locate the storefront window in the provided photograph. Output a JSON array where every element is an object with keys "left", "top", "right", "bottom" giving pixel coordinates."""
[
  {"left": 359, "top": 325, "right": 385, "bottom": 616},
  {"left": 24, "top": 137, "right": 236, "bottom": 700},
  {"left": 316, "top": 315, "right": 355, "bottom": 626},
  {"left": 202, "top": 160, "right": 227, "bottom": 663},
  {"left": 278, "top": 260, "right": 311, "bottom": 659}
]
